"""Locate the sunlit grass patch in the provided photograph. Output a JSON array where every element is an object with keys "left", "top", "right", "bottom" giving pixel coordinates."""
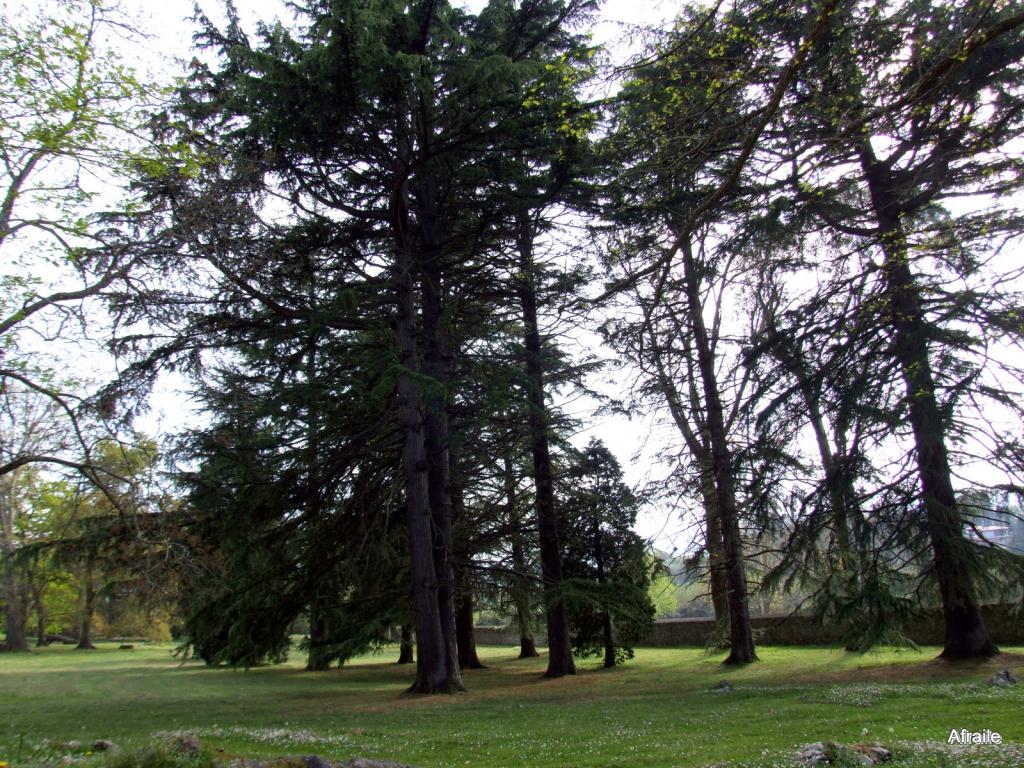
[{"left": 1, "top": 643, "right": 1021, "bottom": 767}]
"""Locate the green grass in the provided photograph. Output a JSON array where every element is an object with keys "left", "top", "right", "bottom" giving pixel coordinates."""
[{"left": 1, "top": 643, "right": 1022, "bottom": 767}]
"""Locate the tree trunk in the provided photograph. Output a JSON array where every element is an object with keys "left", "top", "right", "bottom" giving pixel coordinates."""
[
  {"left": 505, "top": 457, "right": 539, "bottom": 658},
  {"left": 681, "top": 241, "right": 757, "bottom": 665},
  {"left": 34, "top": 581, "right": 47, "bottom": 648},
  {"left": 455, "top": 575, "right": 485, "bottom": 669},
  {"left": 770, "top": 329, "right": 864, "bottom": 581},
  {"left": 860, "top": 143, "right": 996, "bottom": 660},
  {"left": 515, "top": 212, "right": 574, "bottom": 678},
  {"left": 511, "top": 536, "right": 539, "bottom": 658},
  {"left": 76, "top": 553, "right": 97, "bottom": 650},
  {"left": 391, "top": 179, "right": 457, "bottom": 693},
  {"left": 304, "top": 287, "right": 332, "bottom": 673},
  {"left": 398, "top": 623, "right": 415, "bottom": 664},
  {"left": 2, "top": 542, "right": 28, "bottom": 652},
  {"left": 417, "top": 175, "right": 464, "bottom": 692},
  {"left": 644, "top": 320, "right": 729, "bottom": 624},
  {"left": 306, "top": 592, "right": 331, "bottom": 671},
  {"left": 698, "top": 454, "right": 729, "bottom": 623},
  {"left": 602, "top": 612, "right": 615, "bottom": 668},
  {"left": 1, "top": 488, "right": 28, "bottom": 652},
  {"left": 594, "top": 519, "right": 615, "bottom": 668}
]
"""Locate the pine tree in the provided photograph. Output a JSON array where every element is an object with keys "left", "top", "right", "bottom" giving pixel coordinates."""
[
  {"left": 560, "top": 439, "right": 654, "bottom": 667},
  {"left": 762, "top": 0, "right": 1024, "bottom": 658}
]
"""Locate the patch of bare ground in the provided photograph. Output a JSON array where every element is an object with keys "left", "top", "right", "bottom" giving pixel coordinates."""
[{"left": 786, "top": 651, "right": 1024, "bottom": 685}]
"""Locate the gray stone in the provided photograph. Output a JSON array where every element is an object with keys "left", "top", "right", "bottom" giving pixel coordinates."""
[
  {"left": 796, "top": 742, "right": 829, "bottom": 765},
  {"left": 797, "top": 741, "right": 892, "bottom": 766},
  {"left": 990, "top": 669, "right": 1017, "bottom": 686},
  {"left": 864, "top": 745, "right": 892, "bottom": 763},
  {"left": 91, "top": 740, "right": 117, "bottom": 752},
  {"left": 172, "top": 734, "right": 202, "bottom": 755},
  {"left": 711, "top": 679, "right": 732, "bottom": 692}
]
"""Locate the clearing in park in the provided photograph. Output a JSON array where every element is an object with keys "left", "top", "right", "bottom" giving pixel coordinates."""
[{"left": 0, "top": 643, "right": 1022, "bottom": 768}]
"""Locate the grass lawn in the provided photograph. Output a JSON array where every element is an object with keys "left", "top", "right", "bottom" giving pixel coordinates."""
[{"left": 1, "top": 643, "right": 1022, "bottom": 767}]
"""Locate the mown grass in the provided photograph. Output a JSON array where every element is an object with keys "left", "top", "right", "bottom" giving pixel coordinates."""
[{"left": 1, "top": 643, "right": 1022, "bottom": 767}]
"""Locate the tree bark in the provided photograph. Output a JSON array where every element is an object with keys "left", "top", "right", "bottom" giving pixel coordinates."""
[
  {"left": 449, "top": 425, "right": 482, "bottom": 670},
  {"left": 303, "top": 285, "right": 332, "bottom": 673},
  {"left": 306, "top": 592, "right": 331, "bottom": 671},
  {"left": 415, "top": 168, "right": 464, "bottom": 691},
  {"left": 34, "top": 582, "right": 47, "bottom": 647},
  {"left": 860, "top": 142, "right": 996, "bottom": 660},
  {"left": 76, "top": 553, "right": 97, "bottom": 650},
  {"left": 511, "top": 536, "right": 539, "bottom": 658},
  {"left": 1, "top": 487, "right": 28, "bottom": 652},
  {"left": 681, "top": 241, "right": 757, "bottom": 664},
  {"left": 398, "top": 623, "right": 415, "bottom": 664},
  {"left": 421, "top": 254, "right": 463, "bottom": 687},
  {"left": 515, "top": 211, "right": 574, "bottom": 678},
  {"left": 593, "top": 518, "right": 615, "bottom": 668},
  {"left": 2, "top": 541, "right": 28, "bottom": 652},
  {"left": 455, "top": 571, "right": 485, "bottom": 669},
  {"left": 698, "top": 453, "right": 730, "bottom": 623},
  {"left": 391, "top": 174, "right": 457, "bottom": 693},
  {"left": 644, "top": 319, "right": 729, "bottom": 623},
  {"left": 504, "top": 457, "right": 539, "bottom": 658}
]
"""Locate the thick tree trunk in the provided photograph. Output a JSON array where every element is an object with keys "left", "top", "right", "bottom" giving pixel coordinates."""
[
  {"left": 76, "top": 554, "right": 97, "bottom": 650},
  {"left": 698, "top": 455, "right": 729, "bottom": 623},
  {"left": 417, "top": 175, "right": 464, "bottom": 691},
  {"left": 602, "top": 613, "right": 615, "bottom": 668},
  {"left": 681, "top": 241, "right": 757, "bottom": 665},
  {"left": 860, "top": 144, "right": 996, "bottom": 660},
  {"left": 452, "top": 455, "right": 483, "bottom": 671},
  {"left": 515, "top": 212, "right": 574, "bottom": 678},
  {"left": 2, "top": 542, "right": 28, "bottom": 652},
  {"left": 398, "top": 624, "right": 414, "bottom": 664},
  {"left": 391, "top": 179, "right": 457, "bottom": 693},
  {"left": 455, "top": 575, "right": 485, "bottom": 669},
  {"left": 1, "top": 490, "right": 28, "bottom": 652}
]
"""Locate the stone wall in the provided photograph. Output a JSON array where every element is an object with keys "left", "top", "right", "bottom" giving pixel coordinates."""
[
  {"left": 474, "top": 604, "right": 1024, "bottom": 648},
  {"left": 474, "top": 626, "right": 537, "bottom": 646}
]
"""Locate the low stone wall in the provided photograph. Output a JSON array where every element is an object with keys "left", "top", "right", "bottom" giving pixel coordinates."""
[
  {"left": 646, "top": 603, "right": 1024, "bottom": 646},
  {"left": 474, "top": 626, "right": 537, "bottom": 646},
  {"left": 475, "top": 604, "right": 1024, "bottom": 648}
]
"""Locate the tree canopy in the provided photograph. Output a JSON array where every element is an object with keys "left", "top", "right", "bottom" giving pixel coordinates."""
[{"left": 3, "top": 0, "right": 1024, "bottom": 683}]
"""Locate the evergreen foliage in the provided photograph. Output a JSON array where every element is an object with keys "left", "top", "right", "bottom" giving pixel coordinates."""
[
  {"left": 7, "top": 0, "right": 1024, "bottom": 685},
  {"left": 560, "top": 439, "right": 654, "bottom": 666}
]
